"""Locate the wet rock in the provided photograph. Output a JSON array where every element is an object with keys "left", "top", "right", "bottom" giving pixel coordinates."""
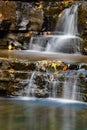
[
  {"left": 68, "top": 64, "right": 79, "bottom": 70},
  {"left": 28, "top": 62, "right": 38, "bottom": 71},
  {"left": 13, "top": 71, "right": 30, "bottom": 80},
  {"left": 57, "top": 74, "right": 65, "bottom": 82},
  {"left": 9, "top": 61, "right": 35, "bottom": 71},
  {"left": 77, "top": 72, "right": 87, "bottom": 102},
  {"left": 0, "top": 79, "right": 10, "bottom": 94},
  {"left": 0, "top": 60, "right": 3, "bottom": 68},
  {"left": 0, "top": 20, "right": 12, "bottom": 30},
  {"left": 80, "top": 64, "right": 87, "bottom": 70},
  {"left": 83, "top": 94, "right": 87, "bottom": 102},
  {"left": 34, "top": 73, "right": 48, "bottom": 87},
  {"left": 1, "top": 60, "right": 11, "bottom": 70},
  {"left": 34, "top": 88, "right": 49, "bottom": 98},
  {"left": 7, "top": 79, "right": 29, "bottom": 96}
]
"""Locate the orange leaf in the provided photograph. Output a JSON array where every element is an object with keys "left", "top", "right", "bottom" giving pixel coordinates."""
[{"left": 63, "top": 66, "right": 68, "bottom": 71}]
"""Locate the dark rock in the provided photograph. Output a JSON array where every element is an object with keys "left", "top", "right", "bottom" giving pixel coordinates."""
[
  {"left": 0, "top": 78, "right": 10, "bottom": 92},
  {"left": 28, "top": 62, "right": 37, "bottom": 71},
  {"left": 0, "top": 60, "right": 2, "bottom": 68},
  {"left": 34, "top": 73, "right": 48, "bottom": 87},
  {"left": 80, "top": 64, "right": 87, "bottom": 70},
  {"left": 83, "top": 94, "right": 87, "bottom": 102},
  {"left": 0, "top": 20, "right": 12, "bottom": 30},
  {"left": 13, "top": 71, "right": 30, "bottom": 79},
  {"left": 1, "top": 60, "right": 11, "bottom": 70},
  {"left": 34, "top": 88, "right": 49, "bottom": 98},
  {"left": 10, "top": 61, "right": 29, "bottom": 71},
  {"left": 68, "top": 64, "right": 79, "bottom": 70},
  {"left": 0, "top": 89, "right": 7, "bottom": 96}
]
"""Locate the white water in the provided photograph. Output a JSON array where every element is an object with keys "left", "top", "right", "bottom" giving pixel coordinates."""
[
  {"left": 49, "top": 81, "right": 59, "bottom": 98},
  {"left": 27, "top": 71, "right": 36, "bottom": 96},
  {"left": 55, "top": 5, "right": 78, "bottom": 35},
  {"left": 63, "top": 70, "right": 80, "bottom": 100},
  {"left": 71, "top": 76, "right": 78, "bottom": 100}
]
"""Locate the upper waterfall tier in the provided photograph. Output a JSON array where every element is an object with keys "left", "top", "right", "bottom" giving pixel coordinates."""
[
  {"left": 29, "top": 4, "right": 82, "bottom": 54},
  {"left": 55, "top": 5, "right": 78, "bottom": 35}
]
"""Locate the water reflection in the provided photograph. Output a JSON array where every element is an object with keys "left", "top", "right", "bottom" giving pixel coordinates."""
[{"left": 0, "top": 98, "right": 87, "bottom": 130}]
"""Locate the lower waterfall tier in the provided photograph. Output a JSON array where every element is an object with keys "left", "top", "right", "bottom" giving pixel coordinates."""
[{"left": 0, "top": 58, "right": 87, "bottom": 102}]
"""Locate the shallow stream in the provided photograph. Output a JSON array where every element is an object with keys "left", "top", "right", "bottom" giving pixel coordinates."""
[{"left": 0, "top": 97, "right": 87, "bottom": 130}]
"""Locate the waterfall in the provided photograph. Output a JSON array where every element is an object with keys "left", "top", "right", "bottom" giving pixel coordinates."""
[
  {"left": 29, "top": 4, "right": 82, "bottom": 54},
  {"left": 55, "top": 4, "right": 78, "bottom": 35},
  {"left": 24, "top": 65, "right": 84, "bottom": 101},
  {"left": 24, "top": 4, "right": 83, "bottom": 101},
  {"left": 45, "top": 4, "right": 82, "bottom": 53},
  {"left": 49, "top": 81, "right": 59, "bottom": 98},
  {"left": 63, "top": 70, "right": 80, "bottom": 100},
  {"left": 26, "top": 71, "right": 36, "bottom": 97}
]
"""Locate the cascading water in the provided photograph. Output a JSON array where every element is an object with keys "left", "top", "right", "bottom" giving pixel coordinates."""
[
  {"left": 25, "top": 68, "right": 82, "bottom": 100},
  {"left": 26, "top": 71, "right": 36, "bottom": 97},
  {"left": 55, "top": 4, "right": 78, "bottom": 35},
  {"left": 45, "top": 4, "right": 82, "bottom": 53},
  {"left": 63, "top": 70, "right": 79, "bottom": 100},
  {"left": 25, "top": 4, "right": 84, "bottom": 101},
  {"left": 29, "top": 4, "right": 82, "bottom": 53}
]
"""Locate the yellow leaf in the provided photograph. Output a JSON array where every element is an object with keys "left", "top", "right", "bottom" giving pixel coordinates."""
[{"left": 38, "top": 5, "right": 43, "bottom": 9}]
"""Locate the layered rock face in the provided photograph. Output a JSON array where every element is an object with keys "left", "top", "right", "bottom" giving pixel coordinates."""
[
  {"left": 0, "top": 1, "right": 43, "bottom": 31},
  {"left": 0, "top": 58, "right": 87, "bottom": 102}
]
